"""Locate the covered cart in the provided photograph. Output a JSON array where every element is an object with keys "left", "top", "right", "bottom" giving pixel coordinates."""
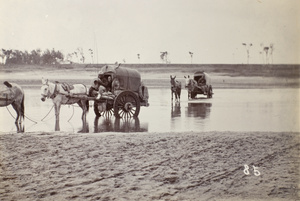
[
  {"left": 190, "top": 71, "right": 213, "bottom": 99},
  {"left": 92, "top": 64, "right": 149, "bottom": 118}
]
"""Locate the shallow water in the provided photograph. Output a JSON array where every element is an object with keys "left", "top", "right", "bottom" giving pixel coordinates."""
[{"left": 0, "top": 87, "right": 299, "bottom": 133}]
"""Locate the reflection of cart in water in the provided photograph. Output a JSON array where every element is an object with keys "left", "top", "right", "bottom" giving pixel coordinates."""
[
  {"left": 94, "top": 116, "right": 148, "bottom": 133},
  {"left": 185, "top": 102, "right": 212, "bottom": 118}
]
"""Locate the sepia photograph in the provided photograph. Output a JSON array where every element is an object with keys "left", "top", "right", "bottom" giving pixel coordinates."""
[{"left": 0, "top": 0, "right": 299, "bottom": 200}]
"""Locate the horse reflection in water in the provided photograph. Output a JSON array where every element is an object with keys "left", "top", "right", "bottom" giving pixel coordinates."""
[
  {"left": 0, "top": 81, "right": 25, "bottom": 132},
  {"left": 171, "top": 101, "right": 181, "bottom": 118},
  {"left": 94, "top": 116, "right": 146, "bottom": 133},
  {"left": 186, "top": 102, "right": 212, "bottom": 118},
  {"left": 77, "top": 119, "right": 89, "bottom": 133}
]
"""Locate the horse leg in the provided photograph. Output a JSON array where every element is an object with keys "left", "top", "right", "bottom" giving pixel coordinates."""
[
  {"left": 94, "top": 101, "right": 101, "bottom": 117},
  {"left": 171, "top": 90, "right": 173, "bottom": 101},
  {"left": 78, "top": 100, "right": 89, "bottom": 132},
  {"left": 54, "top": 103, "right": 61, "bottom": 131},
  {"left": 12, "top": 101, "right": 25, "bottom": 132},
  {"left": 11, "top": 102, "right": 20, "bottom": 124},
  {"left": 78, "top": 100, "right": 88, "bottom": 125}
]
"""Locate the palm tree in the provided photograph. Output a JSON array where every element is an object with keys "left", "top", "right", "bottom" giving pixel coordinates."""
[
  {"left": 66, "top": 53, "right": 73, "bottom": 63},
  {"left": 160, "top": 52, "right": 165, "bottom": 62},
  {"left": 242, "top": 43, "right": 252, "bottom": 64},
  {"left": 263, "top": 47, "right": 269, "bottom": 64},
  {"left": 77, "top": 47, "right": 85, "bottom": 63},
  {"left": 189, "top": 52, "right": 193, "bottom": 64},
  {"left": 73, "top": 51, "right": 79, "bottom": 63},
  {"left": 269, "top": 43, "right": 274, "bottom": 64},
  {"left": 160, "top": 51, "right": 168, "bottom": 64},
  {"left": 89, "top": 49, "right": 94, "bottom": 64}
]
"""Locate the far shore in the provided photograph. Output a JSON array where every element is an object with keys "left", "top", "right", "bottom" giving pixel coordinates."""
[{"left": 1, "top": 63, "right": 299, "bottom": 88}]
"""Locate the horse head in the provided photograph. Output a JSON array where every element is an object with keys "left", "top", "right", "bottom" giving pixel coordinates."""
[
  {"left": 184, "top": 75, "right": 196, "bottom": 91},
  {"left": 170, "top": 75, "right": 177, "bottom": 87},
  {"left": 41, "top": 78, "right": 50, "bottom": 101},
  {"left": 184, "top": 75, "right": 191, "bottom": 88}
]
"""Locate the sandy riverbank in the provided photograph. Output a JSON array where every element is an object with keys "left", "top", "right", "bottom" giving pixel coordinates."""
[{"left": 0, "top": 131, "right": 299, "bottom": 201}]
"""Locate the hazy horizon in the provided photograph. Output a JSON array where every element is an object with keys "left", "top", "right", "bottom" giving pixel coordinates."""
[{"left": 1, "top": 0, "right": 299, "bottom": 65}]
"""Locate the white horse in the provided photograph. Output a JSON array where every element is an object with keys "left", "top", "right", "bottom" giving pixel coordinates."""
[
  {"left": 40, "top": 78, "right": 89, "bottom": 131},
  {"left": 184, "top": 75, "right": 198, "bottom": 99}
]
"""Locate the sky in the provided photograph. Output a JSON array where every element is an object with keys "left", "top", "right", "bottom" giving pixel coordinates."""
[{"left": 0, "top": 0, "right": 299, "bottom": 64}]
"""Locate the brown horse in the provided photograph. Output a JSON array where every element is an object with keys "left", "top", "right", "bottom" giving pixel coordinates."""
[
  {"left": 0, "top": 81, "right": 25, "bottom": 130},
  {"left": 0, "top": 81, "right": 25, "bottom": 123},
  {"left": 40, "top": 78, "right": 89, "bottom": 131},
  {"left": 170, "top": 75, "right": 181, "bottom": 102}
]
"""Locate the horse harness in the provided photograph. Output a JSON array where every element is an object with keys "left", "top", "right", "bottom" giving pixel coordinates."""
[
  {"left": 0, "top": 89, "right": 14, "bottom": 105},
  {"left": 48, "top": 83, "right": 66, "bottom": 99},
  {"left": 48, "top": 82, "right": 82, "bottom": 99},
  {"left": 0, "top": 84, "right": 15, "bottom": 106}
]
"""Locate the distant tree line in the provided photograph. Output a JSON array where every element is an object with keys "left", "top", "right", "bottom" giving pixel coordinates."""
[{"left": 0, "top": 48, "right": 64, "bottom": 65}]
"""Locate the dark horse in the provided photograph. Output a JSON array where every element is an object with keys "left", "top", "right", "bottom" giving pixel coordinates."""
[
  {"left": 170, "top": 75, "right": 181, "bottom": 102},
  {"left": 0, "top": 81, "right": 25, "bottom": 132},
  {"left": 40, "top": 78, "right": 89, "bottom": 131}
]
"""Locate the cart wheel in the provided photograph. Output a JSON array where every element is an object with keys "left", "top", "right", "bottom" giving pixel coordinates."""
[
  {"left": 114, "top": 91, "right": 140, "bottom": 118},
  {"left": 101, "top": 103, "right": 114, "bottom": 117},
  {"left": 207, "top": 86, "right": 213, "bottom": 98}
]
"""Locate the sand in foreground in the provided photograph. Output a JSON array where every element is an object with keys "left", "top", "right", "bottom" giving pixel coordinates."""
[{"left": 0, "top": 131, "right": 299, "bottom": 201}]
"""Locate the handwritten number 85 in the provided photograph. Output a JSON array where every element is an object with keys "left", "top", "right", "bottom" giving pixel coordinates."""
[{"left": 244, "top": 165, "right": 260, "bottom": 176}]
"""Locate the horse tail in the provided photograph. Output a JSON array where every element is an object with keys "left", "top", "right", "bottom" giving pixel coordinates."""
[{"left": 21, "top": 94, "right": 25, "bottom": 119}]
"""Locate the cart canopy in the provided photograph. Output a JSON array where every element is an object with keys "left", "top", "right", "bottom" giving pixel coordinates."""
[
  {"left": 194, "top": 71, "right": 212, "bottom": 85},
  {"left": 98, "top": 65, "right": 141, "bottom": 92}
]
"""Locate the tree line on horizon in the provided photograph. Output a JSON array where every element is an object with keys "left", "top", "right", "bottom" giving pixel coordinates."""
[
  {"left": 1, "top": 43, "right": 276, "bottom": 65},
  {"left": 0, "top": 48, "right": 64, "bottom": 65},
  {"left": 242, "top": 43, "right": 274, "bottom": 65}
]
